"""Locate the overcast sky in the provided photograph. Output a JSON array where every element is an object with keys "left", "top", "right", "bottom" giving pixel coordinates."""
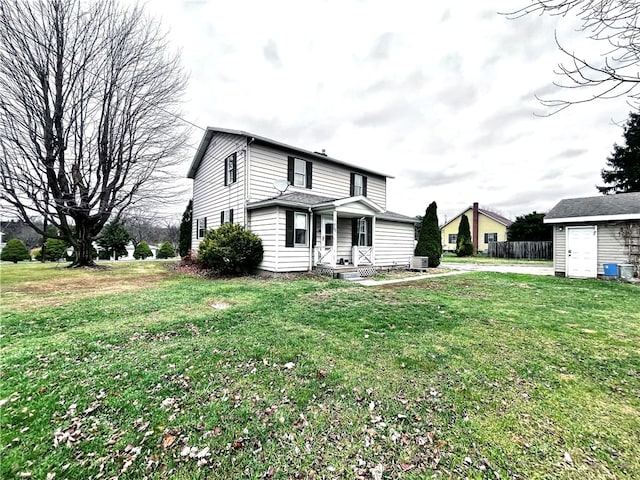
[{"left": 141, "top": 0, "right": 632, "bottom": 223}]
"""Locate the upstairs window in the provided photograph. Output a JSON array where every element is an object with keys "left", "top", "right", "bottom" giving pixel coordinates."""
[
  {"left": 288, "top": 157, "right": 312, "bottom": 189},
  {"left": 448, "top": 234, "right": 457, "bottom": 244},
  {"left": 224, "top": 153, "right": 237, "bottom": 186},
  {"left": 220, "top": 209, "right": 234, "bottom": 225},
  {"left": 350, "top": 173, "right": 368, "bottom": 197},
  {"left": 484, "top": 232, "right": 498, "bottom": 243}
]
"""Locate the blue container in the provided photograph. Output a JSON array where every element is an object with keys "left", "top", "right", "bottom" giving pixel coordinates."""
[{"left": 603, "top": 263, "right": 618, "bottom": 276}]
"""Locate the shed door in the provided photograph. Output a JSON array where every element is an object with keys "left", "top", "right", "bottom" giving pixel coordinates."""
[{"left": 566, "top": 226, "right": 597, "bottom": 278}]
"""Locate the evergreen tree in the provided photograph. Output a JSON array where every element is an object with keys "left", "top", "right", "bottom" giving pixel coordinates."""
[
  {"left": 598, "top": 111, "right": 640, "bottom": 194},
  {"left": 507, "top": 212, "right": 552, "bottom": 241},
  {"left": 156, "top": 241, "right": 175, "bottom": 259},
  {"left": 35, "top": 238, "right": 68, "bottom": 261},
  {"left": 133, "top": 241, "right": 153, "bottom": 260},
  {"left": 1, "top": 239, "right": 31, "bottom": 263},
  {"left": 414, "top": 201, "right": 442, "bottom": 267},
  {"left": 456, "top": 214, "right": 473, "bottom": 257},
  {"left": 178, "top": 199, "right": 193, "bottom": 257},
  {"left": 97, "top": 221, "right": 131, "bottom": 260}
]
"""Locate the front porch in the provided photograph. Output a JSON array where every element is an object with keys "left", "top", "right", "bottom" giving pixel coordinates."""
[
  {"left": 310, "top": 195, "right": 383, "bottom": 271},
  {"left": 313, "top": 263, "right": 378, "bottom": 278}
]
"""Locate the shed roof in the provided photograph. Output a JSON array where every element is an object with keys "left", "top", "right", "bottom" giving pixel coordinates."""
[
  {"left": 187, "top": 127, "right": 394, "bottom": 179},
  {"left": 544, "top": 192, "right": 640, "bottom": 223}
]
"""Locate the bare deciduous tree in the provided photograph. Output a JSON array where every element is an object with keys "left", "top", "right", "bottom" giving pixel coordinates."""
[
  {"left": 0, "top": 0, "right": 189, "bottom": 266},
  {"left": 509, "top": 1, "right": 640, "bottom": 113}
]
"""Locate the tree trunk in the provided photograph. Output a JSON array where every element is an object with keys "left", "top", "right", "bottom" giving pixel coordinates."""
[{"left": 72, "top": 224, "right": 96, "bottom": 267}]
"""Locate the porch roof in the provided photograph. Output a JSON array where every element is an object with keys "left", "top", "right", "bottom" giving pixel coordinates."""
[
  {"left": 247, "top": 192, "right": 336, "bottom": 210},
  {"left": 247, "top": 193, "right": 417, "bottom": 223}
]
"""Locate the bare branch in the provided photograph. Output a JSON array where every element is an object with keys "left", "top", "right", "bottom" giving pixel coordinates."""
[
  {"left": 0, "top": 0, "right": 190, "bottom": 265},
  {"left": 506, "top": 0, "right": 640, "bottom": 113}
]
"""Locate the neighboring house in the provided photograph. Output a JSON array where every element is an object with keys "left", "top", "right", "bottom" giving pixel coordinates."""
[
  {"left": 187, "top": 128, "right": 417, "bottom": 275},
  {"left": 544, "top": 192, "right": 640, "bottom": 278},
  {"left": 440, "top": 203, "right": 512, "bottom": 253}
]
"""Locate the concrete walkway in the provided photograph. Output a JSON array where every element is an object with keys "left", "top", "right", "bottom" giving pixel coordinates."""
[{"left": 358, "top": 262, "right": 553, "bottom": 286}]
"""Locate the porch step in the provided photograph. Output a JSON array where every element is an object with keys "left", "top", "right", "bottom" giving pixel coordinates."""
[{"left": 337, "top": 271, "right": 365, "bottom": 282}]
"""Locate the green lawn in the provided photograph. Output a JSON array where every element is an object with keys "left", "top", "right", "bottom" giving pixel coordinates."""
[
  {"left": 1, "top": 262, "right": 639, "bottom": 479},
  {"left": 441, "top": 253, "right": 553, "bottom": 266}
]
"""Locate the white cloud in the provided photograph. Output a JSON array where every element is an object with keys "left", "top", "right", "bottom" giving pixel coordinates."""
[{"left": 136, "top": 0, "right": 632, "bottom": 222}]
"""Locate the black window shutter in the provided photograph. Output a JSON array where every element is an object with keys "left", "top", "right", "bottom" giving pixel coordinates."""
[
  {"left": 350, "top": 173, "right": 355, "bottom": 196},
  {"left": 363, "top": 176, "right": 368, "bottom": 197},
  {"left": 287, "top": 157, "right": 294, "bottom": 185},
  {"left": 285, "top": 210, "right": 294, "bottom": 247},
  {"left": 196, "top": 219, "right": 199, "bottom": 238},
  {"left": 352, "top": 218, "right": 358, "bottom": 246},
  {"left": 220, "top": 211, "right": 224, "bottom": 225},
  {"left": 230, "top": 209, "right": 234, "bottom": 224},
  {"left": 204, "top": 217, "right": 207, "bottom": 230},
  {"left": 306, "top": 161, "right": 312, "bottom": 189},
  {"left": 232, "top": 153, "right": 237, "bottom": 183},
  {"left": 366, "top": 218, "right": 373, "bottom": 246},
  {"left": 224, "top": 157, "right": 228, "bottom": 186}
]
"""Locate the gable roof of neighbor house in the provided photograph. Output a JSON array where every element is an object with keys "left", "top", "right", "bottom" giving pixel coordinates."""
[
  {"left": 187, "top": 127, "right": 394, "bottom": 179},
  {"left": 440, "top": 205, "right": 513, "bottom": 229},
  {"left": 544, "top": 192, "right": 640, "bottom": 223},
  {"left": 246, "top": 192, "right": 417, "bottom": 223}
]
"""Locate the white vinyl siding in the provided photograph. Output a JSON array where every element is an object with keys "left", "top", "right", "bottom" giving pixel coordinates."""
[
  {"left": 248, "top": 206, "right": 310, "bottom": 272},
  {"left": 249, "top": 144, "right": 386, "bottom": 208},
  {"left": 553, "top": 221, "right": 638, "bottom": 276},
  {"left": 247, "top": 207, "right": 278, "bottom": 272},
  {"left": 336, "top": 218, "right": 353, "bottom": 263},
  {"left": 192, "top": 132, "right": 246, "bottom": 252},
  {"left": 375, "top": 219, "right": 415, "bottom": 267}
]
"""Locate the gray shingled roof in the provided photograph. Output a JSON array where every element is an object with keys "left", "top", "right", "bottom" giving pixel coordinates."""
[
  {"left": 377, "top": 211, "right": 418, "bottom": 223},
  {"left": 247, "top": 192, "right": 336, "bottom": 210},
  {"left": 545, "top": 192, "right": 640, "bottom": 220},
  {"left": 247, "top": 193, "right": 417, "bottom": 223}
]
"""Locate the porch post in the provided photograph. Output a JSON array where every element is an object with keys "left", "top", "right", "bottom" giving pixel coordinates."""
[
  {"left": 332, "top": 209, "right": 338, "bottom": 267},
  {"left": 371, "top": 216, "right": 376, "bottom": 266}
]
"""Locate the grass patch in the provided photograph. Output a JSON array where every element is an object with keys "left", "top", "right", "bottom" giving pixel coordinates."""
[
  {"left": 441, "top": 253, "right": 552, "bottom": 266},
  {"left": 1, "top": 263, "right": 638, "bottom": 479}
]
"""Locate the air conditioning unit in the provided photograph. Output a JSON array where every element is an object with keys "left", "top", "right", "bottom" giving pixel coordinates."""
[{"left": 411, "top": 256, "right": 429, "bottom": 270}]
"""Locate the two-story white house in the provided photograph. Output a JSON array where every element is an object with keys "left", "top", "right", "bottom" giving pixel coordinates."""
[{"left": 187, "top": 128, "right": 417, "bottom": 275}]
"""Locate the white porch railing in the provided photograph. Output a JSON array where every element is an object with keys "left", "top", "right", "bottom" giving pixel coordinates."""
[
  {"left": 352, "top": 246, "right": 374, "bottom": 266},
  {"left": 314, "top": 246, "right": 334, "bottom": 265}
]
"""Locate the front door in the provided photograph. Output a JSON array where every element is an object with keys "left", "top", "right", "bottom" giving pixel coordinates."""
[
  {"left": 322, "top": 215, "right": 334, "bottom": 249},
  {"left": 566, "top": 226, "right": 597, "bottom": 278}
]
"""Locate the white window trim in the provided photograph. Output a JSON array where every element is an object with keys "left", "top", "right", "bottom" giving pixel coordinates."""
[
  {"left": 353, "top": 174, "right": 364, "bottom": 196},
  {"left": 294, "top": 212, "right": 308, "bottom": 245},
  {"left": 294, "top": 158, "right": 306, "bottom": 187}
]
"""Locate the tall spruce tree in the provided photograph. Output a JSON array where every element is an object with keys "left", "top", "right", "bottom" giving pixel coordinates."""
[
  {"left": 178, "top": 200, "right": 193, "bottom": 257},
  {"left": 597, "top": 111, "right": 640, "bottom": 194},
  {"left": 456, "top": 214, "right": 473, "bottom": 257},
  {"left": 414, "top": 201, "right": 442, "bottom": 267}
]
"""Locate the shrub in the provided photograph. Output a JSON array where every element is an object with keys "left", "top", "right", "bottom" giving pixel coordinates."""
[
  {"left": 156, "top": 241, "right": 175, "bottom": 259},
  {"left": 198, "top": 223, "right": 263, "bottom": 274},
  {"left": 414, "top": 201, "right": 442, "bottom": 267},
  {"left": 1, "top": 239, "right": 31, "bottom": 263},
  {"left": 456, "top": 214, "right": 474, "bottom": 257},
  {"left": 35, "top": 238, "right": 68, "bottom": 261},
  {"left": 134, "top": 241, "right": 153, "bottom": 260}
]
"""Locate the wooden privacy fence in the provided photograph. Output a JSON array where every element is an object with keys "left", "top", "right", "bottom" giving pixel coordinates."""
[{"left": 488, "top": 241, "right": 553, "bottom": 260}]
